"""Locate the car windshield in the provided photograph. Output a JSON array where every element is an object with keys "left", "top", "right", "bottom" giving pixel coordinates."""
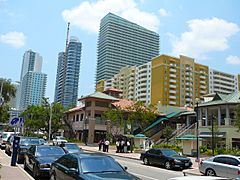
[
  {"left": 161, "top": 149, "right": 179, "bottom": 157},
  {"left": 65, "top": 144, "right": 79, "bottom": 149},
  {"left": 81, "top": 157, "right": 123, "bottom": 173},
  {"left": 20, "top": 138, "right": 40, "bottom": 145},
  {"left": 36, "top": 146, "right": 65, "bottom": 157}
]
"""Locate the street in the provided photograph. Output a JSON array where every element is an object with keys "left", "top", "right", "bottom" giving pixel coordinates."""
[
  {"left": 0, "top": 149, "right": 184, "bottom": 180},
  {"left": 114, "top": 156, "right": 184, "bottom": 180}
]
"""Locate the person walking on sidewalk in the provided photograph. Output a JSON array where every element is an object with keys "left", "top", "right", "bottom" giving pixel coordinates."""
[
  {"left": 105, "top": 139, "right": 110, "bottom": 152},
  {"left": 116, "top": 140, "right": 120, "bottom": 153},
  {"left": 98, "top": 139, "right": 103, "bottom": 151}
]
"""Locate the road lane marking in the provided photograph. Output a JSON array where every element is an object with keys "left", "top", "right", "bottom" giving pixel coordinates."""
[{"left": 130, "top": 172, "right": 160, "bottom": 180}]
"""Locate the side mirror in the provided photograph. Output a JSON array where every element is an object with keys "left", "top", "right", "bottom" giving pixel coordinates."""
[{"left": 68, "top": 168, "right": 78, "bottom": 174}]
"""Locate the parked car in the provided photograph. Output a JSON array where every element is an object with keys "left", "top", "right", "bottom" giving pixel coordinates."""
[
  {"left": 5, "top": 134, "right": 22, "bottom": 156},
  {"left": 24, "top": 145, "right": 65, "bottom": 178},
  {"left": 53, "top": 136, "right": 67, "bottom": 145},
  {"left": 50, "top": 153, "right": 141, "bottom": 180},
  {"left": 0, "top": 132, "right": 14, "bottom": 149},
  {"left": 17, "top": 137, "right": 45, "bottom": 163},
  {"left": 140, "top": 148, "right": 192, "bottom": 170},
  {"left": 199, "top": 155, "right": 240, "bottom": 179},
  {"left": 59, "top": 143, "right": 82, "bottom": 153}
]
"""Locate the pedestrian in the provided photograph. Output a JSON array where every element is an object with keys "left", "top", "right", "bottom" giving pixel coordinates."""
[
  {"left": 127, "top": 140, "right": 130, "bottom": 152},
  {"left": 116, "top": 140, "right": 120, "bottom": 153},
  {"left": 102, "top": 139, "right": 106, "bottom": 152},
  {"left": 120, "top": 139, "right": 125, "bottom": 153},
  {"left": 105, "top": 139, "right": 110, "bottom": 152},
  {"left": 98, "top": 139, "right": 102, "bottom": 151}
]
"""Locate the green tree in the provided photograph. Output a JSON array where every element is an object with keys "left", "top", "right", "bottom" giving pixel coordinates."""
[
  {"left": 162, "top": 125, "right": 173, "bottom": 144},
  {"left": 103, "top": 108, "right": 125, "bottom": 137},
  {"left": 0, "top": 78, "right": 16, "bottom": 103},
  {"left": 127, "top": 101, "right": 157, "bottom": 132},
  {"left": 21, "top": 99, "right": 65, "bottom": 137},
  {"left": 0, "top": 78, "right": 16, "bottom": 123},
  {"left": 209, "top": 115, "right": 220, "bottom": 154}
]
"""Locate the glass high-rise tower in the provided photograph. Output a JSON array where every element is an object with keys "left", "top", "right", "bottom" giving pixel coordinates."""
[
  {"left": 19, "top": 50, "right": 47, "bottom": 110},
  {"left": 96, "top": 13, "right": 159, "bottom": 82},
  {"left": 54, "top": 36, "right": 82, "bottom": 108}
]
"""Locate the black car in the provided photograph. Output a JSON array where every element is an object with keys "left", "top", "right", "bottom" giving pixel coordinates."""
[
  {"left": 17, "top": 137, "right": 45, "bottom": 163},
  {"left": 59, "top": 143, "right": 83, "bottom": 153},
  {"left": 24, "top": 145, "right": 65, "bottom": 178},
  {"left": 140, "top": 148, "right": 192, "bottom": 170},
  {"left": 50, "top": 153, "right": 141, "bottom": 180}
]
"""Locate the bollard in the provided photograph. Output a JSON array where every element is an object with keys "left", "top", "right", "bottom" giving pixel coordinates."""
[{"left": 11, "top": 136, "right": 20, "bottom": 166}]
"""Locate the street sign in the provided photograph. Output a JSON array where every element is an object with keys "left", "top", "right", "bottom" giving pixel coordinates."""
[{"left": 9, "top": 117, "right": 24, "bottom": 127}]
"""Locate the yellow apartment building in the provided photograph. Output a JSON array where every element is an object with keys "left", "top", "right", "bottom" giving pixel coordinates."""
[{"left": 151, "top": 54, "right": 209, "bottom": 108}]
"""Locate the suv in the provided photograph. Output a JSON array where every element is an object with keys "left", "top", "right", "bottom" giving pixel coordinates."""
[
  {"left": 53, "top": 136, "right": 67, "bottom": 145},
  {"left": 0, "top": 132, "right": 14, "bottom": 149}
]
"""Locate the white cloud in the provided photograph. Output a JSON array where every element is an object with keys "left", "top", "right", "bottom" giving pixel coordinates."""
[
  {"left": 159, "top": 8, "right": 169, "bottom": 17},
  {"left": 226, "top": 55, "right": 240, "bottom": 65},
  {"left": 170, "top": 18, "right": 240, "bottom": 59},
  {"left": 62, "top": 0, "right": 159, "bottom": 33},
  {"left": 0, "top": 31, "right": 26, "bottom": 48}
]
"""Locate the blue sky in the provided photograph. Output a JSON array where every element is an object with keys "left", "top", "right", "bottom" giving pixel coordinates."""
[{"left": 0, "top": 0, "right": 240, "bottom": 102}]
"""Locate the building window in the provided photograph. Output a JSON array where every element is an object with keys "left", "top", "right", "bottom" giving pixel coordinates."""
[{"left": 76, "top": 114, "right": 79, "bottom": 122}]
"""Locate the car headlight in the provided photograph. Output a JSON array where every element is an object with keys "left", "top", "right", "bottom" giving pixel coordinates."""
[
  {"left": 174, "top": 159, "right": 181, "bottom": 163},
  {"left": 39, "top": 164, "right": 50, "bottom": 168}
]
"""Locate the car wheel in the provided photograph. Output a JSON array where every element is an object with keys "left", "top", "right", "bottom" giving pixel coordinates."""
[
  {"left": 143, "top": 157, "right": 149, "bottom": 165},
  {"left": 50, "top": 172, "right": 56, "bottom": 180},
  {"left": 164, "top": 161, "right": 172, "bottom": 170},
  {"left": 33, "top": 165, "right": 39, "bottom": 178},
  {"left": 205, "top": 168, "right": 216, "bottom": 176}
]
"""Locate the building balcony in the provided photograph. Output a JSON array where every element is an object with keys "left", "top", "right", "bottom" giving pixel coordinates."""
[
  {"left": 170, "top": 74, "right": 177, "bottom": 78},
  {"left": 169, "top": 95, "right": 176, "bottom": 99},
  {"left": 169, "top": 101, "right": 176, "bottom": 105},
  {"left": 170, "top": 79, "right": 177, "bottom": 83},
  {"left": 170, "top": 68, "right": 177, "bottom": 73},
  {"left": 169, "top": 90, "right": 176, "bottom": 94},
  {"left": 169, "top": 84, "right": 176, "bottom": 89}
]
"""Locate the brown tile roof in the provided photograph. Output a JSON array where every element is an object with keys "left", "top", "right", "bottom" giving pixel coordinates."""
[
  {"left": 112, "top": 99, "right": 134, "bottom": 110},
  {"left": 66, "top": 105, "right": 84, "bottom": 113},
  {"left": 103, "top": 88, "right": 123, "bottom": 93}
]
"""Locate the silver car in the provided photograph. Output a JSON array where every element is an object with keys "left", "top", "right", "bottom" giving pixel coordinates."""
[{"left": 199, "top": 155, "right": 240, "bottom": 179}]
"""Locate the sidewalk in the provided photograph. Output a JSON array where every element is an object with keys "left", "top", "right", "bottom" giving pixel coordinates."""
[
  {"left": 80, "top": 144, "right": 141, "bottom": 160},
  {"left": 0, "top": 150, "right": 33, "bottom": 180}
]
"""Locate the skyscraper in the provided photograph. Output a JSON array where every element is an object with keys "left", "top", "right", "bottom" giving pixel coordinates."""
[
  {"left": 96, "top": 13, "right": 159, "bottom": 82},
  {"left": 19, "top": 50, "right": 47, "bottom": 110},
  {"left": 54, "top": 36, "right": 82, "bottom": 107}
]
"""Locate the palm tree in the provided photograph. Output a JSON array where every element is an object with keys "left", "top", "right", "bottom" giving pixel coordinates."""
[{"left": 0, "top": 78, "right": 16, "bottom": 103}]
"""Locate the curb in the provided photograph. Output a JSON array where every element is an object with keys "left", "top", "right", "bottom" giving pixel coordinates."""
[
  {"left": 83, "top": 149, "right": 141, "bottom": 161},
  {"left": 183, "top": 169, "right": 202, "bottom": 176},
  {"left": 17, "top": 164, "right": 35, "bottom": 180}
]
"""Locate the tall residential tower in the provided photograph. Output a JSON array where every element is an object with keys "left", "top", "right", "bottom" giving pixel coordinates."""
[
  {"left": 96, "top": 13, "right": 159, "bottom": 82},
  {"left": 19, "top": 50, "right": 47, "bottom": 110},
  {"left": 54, "top": 37, "right": 82, "bottom": 107}
]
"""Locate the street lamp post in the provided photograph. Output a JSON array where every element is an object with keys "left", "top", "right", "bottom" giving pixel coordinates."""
[
  {"left": 48, "top": 103, "right": 53, "bottom": 142},
  {"left": 212, "top": 115, "right": 215, "bottom": 156},
  {"left": 195, "top": 98, "right": 200, "bottom": 162}
]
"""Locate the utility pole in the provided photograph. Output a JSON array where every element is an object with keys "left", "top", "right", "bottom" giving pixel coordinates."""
[
  {"left": 48, "top": 103, "right": 53, "bottom": 142},
  {"left": 0, "top": 81, "right": 4, "bottom": 107},
  {"left": 212, "top": 115, "right": 215, "bottom": 156}
]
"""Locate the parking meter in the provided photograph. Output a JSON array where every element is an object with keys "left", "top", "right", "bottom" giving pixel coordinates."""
[{"left": 11, "top": 136, "right": 20, "bottom": 166}]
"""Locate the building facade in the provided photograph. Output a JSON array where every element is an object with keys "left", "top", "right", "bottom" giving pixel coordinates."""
[
  {"left": 54, "top": 36, "right": 82, "bottom": 108},
  {"left": 20, "top": 71, "right": 47, "bottom": 110},
  {"left": 209, "top": 69, "right": 238, "bottom": 95},
  {"left": 151, "top": 54, "right": 209, "bottom": 107},
  {"left": 19, "top": 50, "right": 47, "bottom": 110},
  {"left": 96, "top": 13, "right": 159, "bottom": 82}
]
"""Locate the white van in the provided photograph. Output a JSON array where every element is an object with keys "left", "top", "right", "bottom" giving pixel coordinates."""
[{"left": 0, "top": 132, "right": 15, "bottom": 149}]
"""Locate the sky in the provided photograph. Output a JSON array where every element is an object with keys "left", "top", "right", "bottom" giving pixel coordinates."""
[{"left": 0, "top": 0, "right": 240, "bottom": 102}]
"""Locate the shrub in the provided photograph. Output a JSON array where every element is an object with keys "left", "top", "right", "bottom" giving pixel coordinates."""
[
  {"left": 153, "top": 143, "right": 182, "bottom": 152},
  {"left": 66, "top": 138, "right": 81, "bottom": 143}
]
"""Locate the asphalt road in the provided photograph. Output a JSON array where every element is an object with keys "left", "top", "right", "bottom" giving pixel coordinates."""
[{"left": 112, "top": 155, "right": 184, "bottom": 180}]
